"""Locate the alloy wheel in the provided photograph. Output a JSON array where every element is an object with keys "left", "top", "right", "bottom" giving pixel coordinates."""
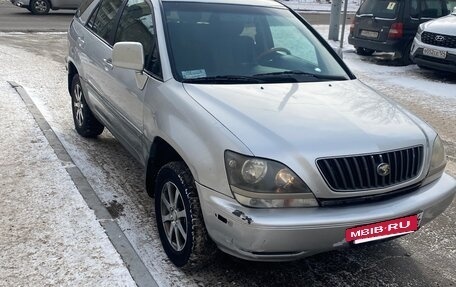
[
  {"left": 33, "top": 0, "right": 48, "bottom": 12},
  {"left": 160, "top": 181, "right": 188, "bottom": 252},
  {"left": 73, "top": 84, "right": 84, "bottom": 127}
]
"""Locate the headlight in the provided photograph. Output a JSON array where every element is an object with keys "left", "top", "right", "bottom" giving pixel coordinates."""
[
  {"left": 225, "top": 151, "right": 318, "bottom": 208},
  {"left": 424, "top": 135, "right": 447, "bottom": 185},
  {"left": 416, "top": 25, "right": 424, "bottom": 41},
  {"left": 429, "top": 135, "right": 446, "bottom": 173}
]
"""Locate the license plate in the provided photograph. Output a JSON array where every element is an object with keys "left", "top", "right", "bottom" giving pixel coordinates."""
[
  {"left": 360, "top": 30, "right": 379, "bottom": 38},
  {"left": 423, "top": 48, "right": 447, "bottom": 59},
  {"left": 345, "top": 215, "right": 418, "bottom": 244}
]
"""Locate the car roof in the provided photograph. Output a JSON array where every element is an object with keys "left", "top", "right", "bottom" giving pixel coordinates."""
[{"left": 161, "top": 0, "right": 285, "bottom": 9}]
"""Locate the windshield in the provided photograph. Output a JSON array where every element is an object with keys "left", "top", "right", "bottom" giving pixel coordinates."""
[
  {"left": 163, "top": 2, "right": 351, "bottom": 84},
  {"left": 358, "top": 0, "right": 401, "bottom": 19}
]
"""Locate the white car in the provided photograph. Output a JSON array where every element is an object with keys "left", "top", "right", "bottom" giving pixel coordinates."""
[{"left": 411, "top": 8, "right": 456, "bottom": 73}]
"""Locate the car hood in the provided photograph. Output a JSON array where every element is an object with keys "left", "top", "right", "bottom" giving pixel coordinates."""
[
  {"left": 422, "top": 14, "right": 456, "bottom": 35},
  {"left": 183, "top": 80, "right": 427, "bottom": 161}
]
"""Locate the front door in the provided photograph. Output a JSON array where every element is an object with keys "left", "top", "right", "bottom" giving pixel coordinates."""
[{"left": 107, "top": 0, "right": 163, "bottom": 162}]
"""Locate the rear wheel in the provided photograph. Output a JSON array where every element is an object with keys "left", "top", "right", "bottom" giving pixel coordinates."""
[
  {"left": 71, "top": 74, "right": 104, "bottom": 137},
  {"left": 155, "top": 162, "right": 215, "bottom": 267},
  {"left": 355, "top": 47, "right": 375, "bottom": 56},
  {"left": 397, "top": 41, "right": 413, "bottom": 66},
  {"left": 29, "top": 0, "right": 50, "bottom": 14}
]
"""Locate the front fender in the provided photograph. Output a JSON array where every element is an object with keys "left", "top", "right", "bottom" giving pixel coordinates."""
[{"left": 143, "top": 79, "right": 251, "bottom": 197}]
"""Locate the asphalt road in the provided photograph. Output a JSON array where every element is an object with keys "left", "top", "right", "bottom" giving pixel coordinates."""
[
  {"left": 0, "top": 0, "right": 75, "bottom": 32},
  {"left": 0, "top": 0, "right": 354, "bottom": 32}
]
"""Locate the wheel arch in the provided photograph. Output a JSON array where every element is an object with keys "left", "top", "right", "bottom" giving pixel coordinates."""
[
  {"left": 145, "top": 137, "right": 187, "bottom": 197},
  {"left": 68, "top": 61, "right": 78, "bottom": 96}
]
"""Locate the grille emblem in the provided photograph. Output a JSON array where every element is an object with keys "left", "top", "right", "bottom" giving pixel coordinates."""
[
  {"left": 377, "top": 163, "right": 391, "bottom": 177},
  {"left": 435, "top": 35, "right": 445, "bottom": 42}
]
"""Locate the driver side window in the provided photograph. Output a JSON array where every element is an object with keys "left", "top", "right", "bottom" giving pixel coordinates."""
[{"left": 114, "top": 0, "right": 162, "bottom": 79}]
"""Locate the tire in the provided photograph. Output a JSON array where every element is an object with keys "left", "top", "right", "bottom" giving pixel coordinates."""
[
  {"left": 355, "top": 47, "right": 375, "bottom": 56},
  {"left": 155, "top": 161, "right": 215, "bottom": 267},
  {"left": 397, "top": 41, "right": 413, "bottom": 66},
  {"left": 71, "top": 74, "right": 104, "bottom": 137},
  {"left": 29, "top": 0, "right": 50, "bottom": 14}
]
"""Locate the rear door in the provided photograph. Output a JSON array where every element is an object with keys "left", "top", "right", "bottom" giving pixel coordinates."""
[{"left": 354, "top": 0, "right": 403, "bottom": 42}]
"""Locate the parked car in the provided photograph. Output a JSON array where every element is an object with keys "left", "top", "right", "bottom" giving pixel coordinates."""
[
  {"left": 348, "top": 0, "right": 456, "bottom": 65},
  {"left": 67, "top": 0, "right": 456, "bottom": 267},
  {"left": 10, "top": 0, "right": 81, "bottom": 14},
  {"left": 411, "top": 8, "right": 456, "bottom": 72}
]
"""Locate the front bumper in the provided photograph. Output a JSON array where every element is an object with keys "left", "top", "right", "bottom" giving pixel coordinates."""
[
  {"left": 10, "top": 0, "right": 30, "bottom": 7},
  {"left": 197, "top": 173, "right": 456, "bottom": 261},
  {"left": 411, "top": 38, "right": 456, "bottom": 73}
]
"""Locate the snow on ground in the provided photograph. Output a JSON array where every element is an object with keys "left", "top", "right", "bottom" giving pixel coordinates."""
[
  {"left": 0, "top": 80, "right": 135, "bottom": 285},
  {"left": 0, "top": 35, "right": 189, "bottom": 287}
]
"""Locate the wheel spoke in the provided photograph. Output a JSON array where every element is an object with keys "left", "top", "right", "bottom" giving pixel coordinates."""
[
  {"left": 173, "top": 189, "right": 180, "bottom": 207},
  {"left": 176, "top": 210, "right": 186, "bottom": 219},
  {"left": 167, "top": 222, "right": 175, "bottom": 239},
  {"left": 161, "top": 214, "right": 172, "bottom": 223},
  {"left": 176, "top": 221, "right": 187, "bottom": 239},
  {"left": 166, "top": 183, "right": 174, "bottom": 208},
  {"left": 161, "top": 196, "right": 171, "bottom": 212},
  {"left": 175, "top": 225, "right": 181, "bottom": 250},
  {"left": 76, "top": 109, "right": 83, "bottom": 125}
]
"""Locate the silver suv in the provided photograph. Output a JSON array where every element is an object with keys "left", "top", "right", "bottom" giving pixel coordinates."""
[{"left": 66, "top": 0, "right": 456, "bottom": 267}]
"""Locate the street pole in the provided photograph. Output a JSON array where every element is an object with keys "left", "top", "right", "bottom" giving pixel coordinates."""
[
  {"left": 340, "top": 0, "right": 349, "bottom": 48},
  {"left": 328, "top": 0, "right": 342, "bottom": 41}
]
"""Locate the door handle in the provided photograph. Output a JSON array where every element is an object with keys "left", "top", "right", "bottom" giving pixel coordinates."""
[
  {"left": 77, "top": 36, "right": 85, "bottom": 48},
  {"left": 103, "top": 58, "right": 113, "bottom": 70}
]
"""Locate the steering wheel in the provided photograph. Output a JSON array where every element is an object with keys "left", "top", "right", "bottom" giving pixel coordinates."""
[{"left": 256, "top": 47, "right": 292, "bottom": 62}]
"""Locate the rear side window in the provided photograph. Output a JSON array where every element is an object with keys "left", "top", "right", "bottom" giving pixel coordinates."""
[
  {"left": 89, "top": 0, "right": 124, "bottom": 43},
  {"left": 358, "top": 0, "right": 401, "bottom": 19}
]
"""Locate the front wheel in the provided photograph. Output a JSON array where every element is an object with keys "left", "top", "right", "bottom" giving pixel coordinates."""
[
  {"left": 155, "top": 162, "right": 214, "bottom": 267},
  {"left": 29, "top": 0, "right": 50, "bottom": 14}
]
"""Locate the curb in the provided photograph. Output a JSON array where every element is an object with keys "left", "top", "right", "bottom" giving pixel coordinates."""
[{"left": 8, "top": 81, "right": 158, "bottom": 287}]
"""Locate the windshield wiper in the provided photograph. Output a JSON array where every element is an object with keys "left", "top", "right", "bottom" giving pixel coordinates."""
[
  {"left": 253, "top": 71, "right": 348, "bottom": 81},
  {"left": 182, "top": 75, "right": 264, "bottom": 84}
]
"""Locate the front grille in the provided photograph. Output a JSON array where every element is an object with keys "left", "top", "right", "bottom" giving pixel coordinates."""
[
  {"left": 318, "top": 182, "right": 422, "bottom": 207},
  {"left": 422, "top": 32, "right": 456, "bottom": 48},
  {"left": 317, "top": 146, "right": 424, "bottom": 191}
]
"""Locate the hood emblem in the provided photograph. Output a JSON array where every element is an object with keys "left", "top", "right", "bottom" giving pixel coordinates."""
[
  {"left": 377, "top": 163, "right": 391, "bottom": 177},
  {"left": 435, "top": 35, "right": 445, "bottom": 42}
]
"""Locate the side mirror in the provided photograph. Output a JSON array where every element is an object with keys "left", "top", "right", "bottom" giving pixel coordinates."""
[{"left": 112, "top": 42, "right": 144, "bottom": 71}]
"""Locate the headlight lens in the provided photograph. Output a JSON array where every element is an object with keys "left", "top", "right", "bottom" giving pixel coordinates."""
[
  {"left": 423, "top": 135, "right": 447, "bottom": 186},
  {"left": 225, "top": 151, "right": 318, "bottom": 208},
  {"left": 241, "top": 159, "right": 268, "bottom": 184},
  {"left": 429, "top": 135, "right": 446, "bottom": 172},
  {"left": 416, "top": 25, "right": 424, "bottom": 41}
]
